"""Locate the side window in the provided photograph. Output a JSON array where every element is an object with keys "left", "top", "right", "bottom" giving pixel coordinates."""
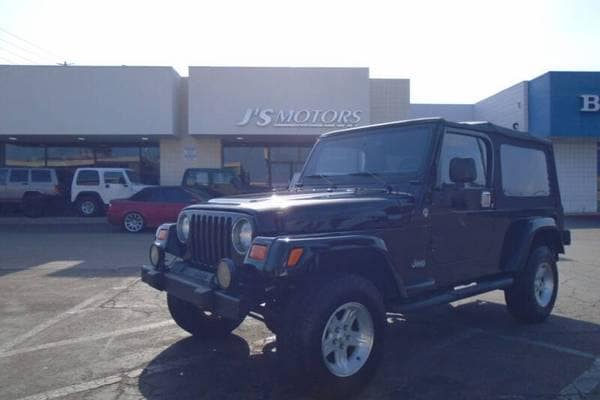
[
  {"left": 9, "top": 169, "right": 29, "bottom": 183},
  {"left": 76, "top": 170, "right": 100, "bottom": 186},
  {"left": 501, "top": 145, "right": 550, "bottom": 197},
  {"left": 184, "top": 171, "right": 210, "bottom": 187},
  {"left": 438, "top": 132, "right": 488, "bottom": 187},
  {"left": 31, "top": 170, "right": 52, "bottom": 183},
  {"left": 0, "top": 169, "right": 7, "bottom": 185},
  {"left": 104, "top": 171, "right": 127, "bottom": 185}
]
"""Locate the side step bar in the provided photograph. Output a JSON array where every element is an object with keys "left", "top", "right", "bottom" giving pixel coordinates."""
[{"left": 390, "top": 277, "right": 514, "bottom": 313}]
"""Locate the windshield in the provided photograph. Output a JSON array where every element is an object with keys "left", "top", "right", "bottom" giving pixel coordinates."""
[
  {"left": 300, "top": 125, "right": 434, "bottom": 187},
  {"left": 125, "top": 170, "right": 141, "bottom": 184}
]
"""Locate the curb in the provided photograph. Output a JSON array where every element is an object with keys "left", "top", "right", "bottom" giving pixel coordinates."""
[{"left": 0, "top": 217, "right": 107, "bottom": 225}]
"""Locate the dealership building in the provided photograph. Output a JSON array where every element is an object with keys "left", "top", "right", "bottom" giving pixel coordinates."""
[{"left": 0, "top": 65, "right": 599, "bottom": 213}]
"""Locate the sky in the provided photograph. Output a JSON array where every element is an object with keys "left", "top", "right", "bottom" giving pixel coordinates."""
[{"left": 0, "top": 0, "right": 599, "bottom": 103}]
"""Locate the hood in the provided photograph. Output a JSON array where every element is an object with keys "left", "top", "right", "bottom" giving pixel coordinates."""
[{"left": 186, "top": 189, "right": 416, "bottom": 236}]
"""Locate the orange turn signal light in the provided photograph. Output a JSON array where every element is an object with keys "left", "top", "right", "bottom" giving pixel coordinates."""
[
  {"left": 286, "top": 248, "right": 304, "bottom": 268},
  {"left": 156, "top": 228, "right": 168, "bottom": 241},
  {"left": 249, "top": 244, "right": 268, "bottom": 261}
]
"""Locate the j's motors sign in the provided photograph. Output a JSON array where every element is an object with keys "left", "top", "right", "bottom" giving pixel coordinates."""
[
  {"left": 580, "top": 95, "right": 600, "bottom": 112},
  {"left": 236, "top": 108, "right": 363, "bottom": 128}
]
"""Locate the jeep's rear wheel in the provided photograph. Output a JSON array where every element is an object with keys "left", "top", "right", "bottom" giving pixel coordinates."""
[
  {"left": 277, "top": 274, "right": 385, "bottom": 399},
  {"left": 167, "top": 294, "right": 244, "bottom": 339},
  {"left": 504, "top": 245, "right": 558, "bottom": 323}
]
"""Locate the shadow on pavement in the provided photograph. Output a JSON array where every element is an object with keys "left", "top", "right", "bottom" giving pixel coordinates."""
[{"left": 138, "top": 301, "right": 599, "bottom": 400}]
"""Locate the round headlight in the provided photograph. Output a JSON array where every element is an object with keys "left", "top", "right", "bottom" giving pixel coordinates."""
[
  {"left": 216, "top": 259, "right": 234, "bottom": 289},
  {"left": 177, "top": 213, "right": 191, "bottom": 243},
  {"left": 149, "top": 244, "right": 163, "bottom": 267},
  {"left": 232, "top": 218, "right": 253, "bottom": 254}
]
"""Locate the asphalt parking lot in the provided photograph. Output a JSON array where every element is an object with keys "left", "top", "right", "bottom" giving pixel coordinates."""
[{"left": 0, "top": 218, "right": 599, "bottom": 400}]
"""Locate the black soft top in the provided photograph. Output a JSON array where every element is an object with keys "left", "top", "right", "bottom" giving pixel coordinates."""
[{"left": 321, "top": 118, "right": 550, "bottom": 146}]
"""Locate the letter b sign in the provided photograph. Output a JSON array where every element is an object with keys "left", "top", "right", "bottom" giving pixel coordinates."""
[{"left": 580, "top": 95, "right": 600, "bottom": 112}]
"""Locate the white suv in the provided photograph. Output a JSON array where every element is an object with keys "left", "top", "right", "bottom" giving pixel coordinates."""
[{"left": 71, "top": 168, "right": 149, "bottom": 217}]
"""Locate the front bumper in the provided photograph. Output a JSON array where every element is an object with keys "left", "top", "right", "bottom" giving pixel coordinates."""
[{"left": 141, "top": 263, "right": 243, "bottom": 320}]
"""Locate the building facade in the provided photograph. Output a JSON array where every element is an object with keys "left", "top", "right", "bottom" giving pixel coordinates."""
[{"left": 1, "top": 66, "right": 598, "bottom": 213}]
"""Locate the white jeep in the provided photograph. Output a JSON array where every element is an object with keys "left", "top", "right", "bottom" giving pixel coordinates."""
[{"left": 71, "top": 168, "right": 149, "bottom": 217}]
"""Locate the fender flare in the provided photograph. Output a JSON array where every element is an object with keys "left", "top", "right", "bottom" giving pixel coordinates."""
[
  {"left": 500, "top": 217, "right": 564, "bottom": 272},
  {"left": 74, "top": 191, "right": 103, "bottom": 205},
  {"left": 250, "top": 233, "right": 407, "bottom": 298}
]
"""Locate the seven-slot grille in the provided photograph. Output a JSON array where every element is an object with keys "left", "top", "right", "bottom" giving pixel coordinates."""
[{"left": 188, "top": 213, "right": 234, "bottom": 266}]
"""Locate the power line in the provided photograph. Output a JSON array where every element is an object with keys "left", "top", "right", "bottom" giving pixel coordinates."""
[
  {"left": 0, "top": 35, "right": 54, "bottom": 63},
  {"left": 0, "top": 26, "right": 61, "bottom": 59},
  {"left": 0, "top": 45, "right": 39, "bottom": 64}
]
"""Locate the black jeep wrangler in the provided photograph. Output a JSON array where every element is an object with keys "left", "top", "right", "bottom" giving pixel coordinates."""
[{"left": 142, "top": 118, "right": 571, "bottom": 397}]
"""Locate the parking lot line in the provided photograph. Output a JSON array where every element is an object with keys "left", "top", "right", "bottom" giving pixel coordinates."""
[
  {"left": 0, "top": 277, "right": 139, "bottom": 354},
  {"left": 0, "top": 320, "right": 175, "bottom": 358},
  {"left": 560, "top": 358, "right": 600, "bottom": 399},
  {"left": 489, "top": 332, "right": 596, "bottom": 360}
]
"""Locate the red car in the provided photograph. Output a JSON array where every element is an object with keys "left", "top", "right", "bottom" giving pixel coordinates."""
[{"left": 107, "top": 186, "right": 205, "bottom": 233}]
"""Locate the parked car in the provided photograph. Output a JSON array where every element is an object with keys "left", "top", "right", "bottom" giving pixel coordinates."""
[
  {"left": 71, "top": 168, "right": 149, "bottom": 217},
  {"left": 142, "top": 118, "right": 571, "bottom": 398},
  {"left": 107, "top": 186, "right": 205, "bottom": 233},
  {"left": 181, "top": 167, "right": 258, "bottom": 198},
  {"left": 0, "top": 167, "right": 63, "bottom": 217}
]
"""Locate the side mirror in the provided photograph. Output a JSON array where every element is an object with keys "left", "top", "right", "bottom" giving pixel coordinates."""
[{"left": 449, "top": 157, "right": 477, "bottom": 184}]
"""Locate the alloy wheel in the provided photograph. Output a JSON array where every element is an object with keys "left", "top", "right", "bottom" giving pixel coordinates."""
[
  {"left": 534, "top": 262, "right": 555, "bottom": 307},
  {"left": 321, "top": 301, "right": 374, "bottom": 378},
  {"left": 124, "top": 212, "right": 144, "bottom": 232}
]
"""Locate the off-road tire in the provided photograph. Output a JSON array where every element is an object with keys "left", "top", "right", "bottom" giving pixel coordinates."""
[
  {"left": 167, "top": 294, "right": 244, "bottom": 339},
  {"left": 76, "top": 195, "right": 101, "bottom": 217},
  {"left": 505, "top": 245, "right": 558, "bottom": 323},
  {"left": 277, "top": 274, "right": 386, "bottom": 399}
]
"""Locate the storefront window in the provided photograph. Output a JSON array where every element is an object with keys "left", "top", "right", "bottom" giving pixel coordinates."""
[
  {"left": 140, "top": 146, "right": 160, "bottom": 185},
  {"left": 95, "top": 147, "right": 140, "bottom": 166},
  {"left": 223, "top": 144, "right": 313, "bottom": 190},
  {"left": 47, "top": 147, "right": 94, "bottom": 167},
  {"left": 5, "top": 144, "right": 45, "bottom": 167},
  {"left": 2, "top": 144, "right": 159, "bottom": 185}
]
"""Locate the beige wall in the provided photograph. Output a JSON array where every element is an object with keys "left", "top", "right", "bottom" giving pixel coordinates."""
[
  {"left": 369, "top": 79, "right": 410, "bottom": 124},
  {"left": 160, "top": 135, "right": 222, "bottom": 185}
]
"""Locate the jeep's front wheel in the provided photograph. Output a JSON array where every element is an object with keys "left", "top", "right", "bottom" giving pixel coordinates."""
[
  {"left": 167, "top": 294, "right": 244, "bottom": 339},
  {"left": 504, "top": 245, "right": 558, "bottom": 323},
  {"left": 278, "top": 274, "right": 385, "bottom": 398}
]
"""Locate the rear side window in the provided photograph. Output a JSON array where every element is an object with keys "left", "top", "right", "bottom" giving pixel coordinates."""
[
  {"left": 438, "top": 132, "right": 488, "bottom": 187},
  {"left": 104, "top": 171, "right": 127, "bottom": 185},
  {"left": 501, "top": 145, "right": 550, "bottom": 197},
  {"left": 31, "top": 170, "right": 52, "bottom": 183},
  {"left": 0, "top": 169, "right": 7, "bottom": 185},
  {"left": 9, "top": 169, "right": 28, "bottom": 183},
  {"left": 76, "top": 170, "right": 100, "bottom": 186}
]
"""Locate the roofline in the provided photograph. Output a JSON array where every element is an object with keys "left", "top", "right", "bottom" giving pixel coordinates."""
[{"left": 320, "top": 118, "right": 551, "bottom": 145}]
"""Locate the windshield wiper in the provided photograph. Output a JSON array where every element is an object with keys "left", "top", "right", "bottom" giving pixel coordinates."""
[
  {"left": 301, "top": 174, "right": 337, "bottom": 188},
  {"left": 348, "top": 171, "right": 390, "bottom": 188}
]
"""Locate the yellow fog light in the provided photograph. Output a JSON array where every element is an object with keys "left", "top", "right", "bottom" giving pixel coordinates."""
[
  {"left": 216, "top": 259, "right": 235, "bottom": 289},
  {"left": 149, "top": 244, "right": 164, "bottom": 267}
]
